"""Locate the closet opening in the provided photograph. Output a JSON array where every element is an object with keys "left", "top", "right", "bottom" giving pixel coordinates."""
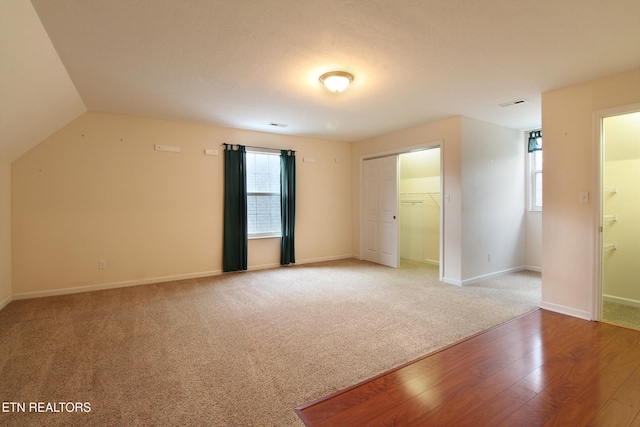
[
  {"left": 361, "top": 143, "right": 443, "bottom": 281},
  {"left": 596, "top": 109, "right": 640, "bottom": 331},
  {"left": 399, "top": 148, "right": 441, "bottom": 270}
]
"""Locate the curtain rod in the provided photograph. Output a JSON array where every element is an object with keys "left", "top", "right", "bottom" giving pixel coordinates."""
[{"left": 221, "top": 143, "right": 295, "bottom": 154}]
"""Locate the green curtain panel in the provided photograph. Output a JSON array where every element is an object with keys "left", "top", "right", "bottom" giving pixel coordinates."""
[
  {"left": 528, "top": 130, "right": 542, "bottom": 152},
  {"left": 280, "top": 150, "right": 296, "bottom": 265},
  {"left": 223, "top": 144, "right": 248, "bottom": 272}
]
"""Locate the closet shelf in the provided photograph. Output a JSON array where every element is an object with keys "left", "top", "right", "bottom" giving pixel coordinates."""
[
  {"left": 603, "top": 242, "right": 617, "bottom": 251},
  {"left": 603, "top": 214, "right": 618, "bottom": 222},
  {"left": 604, "top": 186, "right": 618, "bottom": 194}
]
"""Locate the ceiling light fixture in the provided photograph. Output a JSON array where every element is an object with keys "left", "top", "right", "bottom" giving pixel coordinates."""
[{"left": 319, "top": 71, "right": 354, "bottom": 93}]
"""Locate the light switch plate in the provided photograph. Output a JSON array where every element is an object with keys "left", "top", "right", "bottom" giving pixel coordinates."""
[{"left": 579, "top": 192, "right": 589, "bottom": 204}]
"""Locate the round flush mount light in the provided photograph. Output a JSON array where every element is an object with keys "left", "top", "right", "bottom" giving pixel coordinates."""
[{"left": 319, "top": 71, "right": 354, "bottom": 93}]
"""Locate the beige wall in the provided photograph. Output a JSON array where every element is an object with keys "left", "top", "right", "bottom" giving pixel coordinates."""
[
  {"left": 602, "top": 112, "right": 640, "bottom": 305},
  {"left": 525, "top": 211, "right": 542, "bottom": 269},
  {"left": 352, "top": 116, "right": 463, "bottom": 282},
  {"left": 12, "top": 112, "right": 352, "bottom": 296},
  {"left": 460, "top": 117, "right": 525, "bottom": 281},
  {"left": 541, "top": 68, "right": 640, "bottom": 319},
  {"left": 352, "top": 115, "right": 526, "bottom": 284},
  {"left": 0, "top": 0, "right": 86, "bottom": 163},
  {"left": 0, "top": 160, "right": 11, "bottom": 308},
  {"left": 602, "top": 159, "right": 640, "bottom": 304}
]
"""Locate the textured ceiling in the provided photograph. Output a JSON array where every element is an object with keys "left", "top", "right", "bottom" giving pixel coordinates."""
[{"left": 27, "top": 0, "right": 640, "bottom": 142}]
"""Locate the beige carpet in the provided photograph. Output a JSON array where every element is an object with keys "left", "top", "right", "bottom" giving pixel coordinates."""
[
  {"left": 0, "top": 259, "right": 540, "bottom": 426},
  {"left": 602, "top": 301, "right": 640, "bottom": 331}
]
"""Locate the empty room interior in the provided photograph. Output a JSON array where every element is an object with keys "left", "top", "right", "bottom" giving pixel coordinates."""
[{"left": 1, "top": 1, "right": 640, "bottom": 426}]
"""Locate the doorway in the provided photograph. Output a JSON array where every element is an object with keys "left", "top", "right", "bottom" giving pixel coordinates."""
[
  {"left": 598, "top": 109, "right": 640, "bottom": 330},
  {"left": 399, "top": 148, "right": 441, "bottom": 268},
  {"left": 361, "top": 145, "right": 443, "bottom": 278}
]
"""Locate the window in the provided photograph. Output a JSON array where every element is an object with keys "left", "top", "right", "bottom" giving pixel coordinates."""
[
  {"left": 246, "top": 151, "right": 281, "bottom": 237},
  {"left": 528, "top": 131, "right": 542, "bottom": 210}
]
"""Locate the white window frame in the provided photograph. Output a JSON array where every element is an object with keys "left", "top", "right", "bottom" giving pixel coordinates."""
[
  {"left": 246, "top": 150, "right": 282, "bottom": 239},
  {"left": 529, "top": 137, "right": 542, "bottom": 211}
]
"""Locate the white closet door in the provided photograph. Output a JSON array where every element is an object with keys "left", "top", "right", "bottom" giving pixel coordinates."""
[{"left": 363, "top": 156, "right": 398, "bottom": 268}]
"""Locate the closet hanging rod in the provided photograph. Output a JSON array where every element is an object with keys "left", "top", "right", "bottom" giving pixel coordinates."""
[
  {"left": 221, "top": 143, "right": 295, "bottom": 154},
  {"left": 603, "top": 242, "right": 617, "bottom": 251}
]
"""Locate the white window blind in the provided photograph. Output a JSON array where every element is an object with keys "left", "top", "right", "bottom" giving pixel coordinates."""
[{"left": 246, "top": 152, "right": 281, "bottom": 237}]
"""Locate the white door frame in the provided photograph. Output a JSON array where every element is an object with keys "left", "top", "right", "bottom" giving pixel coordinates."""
[
  {"left": 591, "top": 103, "right": 640, "bottom": 321},
  {"left": 359, "top": 140, "right": 444, "bottom": 280}
]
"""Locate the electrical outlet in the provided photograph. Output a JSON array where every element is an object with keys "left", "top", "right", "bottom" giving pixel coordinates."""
[{"left": 99, "top": 259, "right": 107, "bottom": 270}]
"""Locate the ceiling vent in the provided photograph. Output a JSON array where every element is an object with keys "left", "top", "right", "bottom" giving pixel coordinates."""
[
  {"left": 498, "top": 99, "right": 528, "bottom": 107},
  {"left": 269, "top": 122, "right": 288, "bottom": 128}
]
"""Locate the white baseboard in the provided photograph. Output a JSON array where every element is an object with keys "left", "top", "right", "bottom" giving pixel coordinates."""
[
  {"left": 246, "top": 262, "right": 281, "bottom": 271},
  {"left": 248, "top": 254, "right": 355, "bottom": 272},
  {"left": 12, "top": 269, "right": 222, "bottom": 301},
  {"left": 0, "top": 294, "right": 12, "bottom": 311},
  {"left": 524, "top": 265, "right": 542, "bottom": 273},
  {"left": 603, "top": 294, "right": 640, "bottom": 308},
  {"left": 10, "top": 255, "right": 357, "bottom": 301},
  {"left": 461, "top": 266, "right": 528, "bottom": 286},
  {"left": 539, "top": 301, "right": 592, "bottom": 320},
  {"left": 442, "top": 277, "right": 462, "bottom": 286},
  {"left": 443, "top": 265, "right": 541, "bottom": 288},
  {"left": 296, "top": 254, "right": 355, "bottom": 265}
]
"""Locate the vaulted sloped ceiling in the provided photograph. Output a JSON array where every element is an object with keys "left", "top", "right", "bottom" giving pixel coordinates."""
[
  {"left": 0, "top": 0, "right": 86, "bottom": 163},
  {"left": 1, "top": 0, "right": 640, "bottom": 163}
]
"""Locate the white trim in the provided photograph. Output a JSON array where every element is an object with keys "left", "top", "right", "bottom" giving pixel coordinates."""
[
  {"left": 443, "top": 265, "right": 540, "bottom": 287},
  {"left": 529, "top": 143, "right": 543, "bottom": 211},
  {"left": 460, "top": 266, "right": 529, "bottom": 286},
  {"left": 442, "top": 277, "right": 462, "bottom": 286},
  {"left": 248, "top": 234, "right": 281, "bottom": 240},
  {"left": 592, "top": 103, "right": 640, "bottom": 321},
  {"left": 12, "top": 270, "right": 222, "bottom": 300},
  {"left": 247, "top": 254, "right": 354, "bottom": 271},
  {"left": 10, "top": 255, "right": 357, "bottom": 301},
  {"left": 0, "top": 294, "right": 12, "bottom": 311},
  {"left": 603, "top": 294, "right": 640, "bottom": 309},
  {"left": 539, "top": 301, "right": 592, "bottom": 321},
  {"left": 306, "top": 254, "right": 359, "bottom": 264},
  {"left": 593, "top": 109, "right": 604, "bottom": 321},
  {"left": 246, "top": 263, "right": 281, "bottom": 271}
]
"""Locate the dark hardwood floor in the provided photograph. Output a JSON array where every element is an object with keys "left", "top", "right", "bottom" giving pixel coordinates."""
[{"left": 295, "top": 309, "right": 640, "bottom": 427}]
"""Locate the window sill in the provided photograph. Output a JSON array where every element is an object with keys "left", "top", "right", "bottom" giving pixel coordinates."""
[{"left": 248, "top": 234, "right": 282, "bottom": 240}]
